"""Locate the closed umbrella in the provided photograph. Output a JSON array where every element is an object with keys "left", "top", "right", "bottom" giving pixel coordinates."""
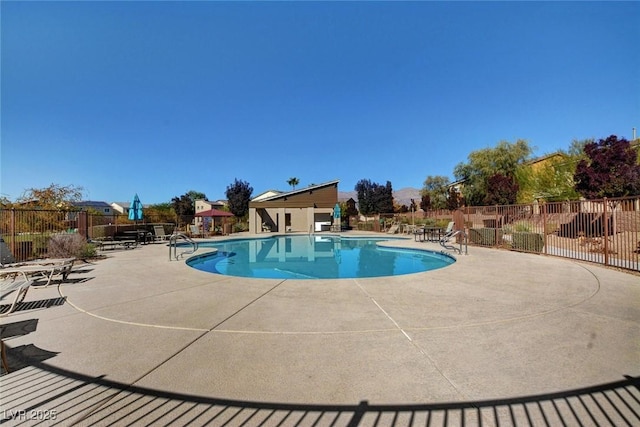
[{"left": 128, "top": 194, "right": 144, "bottom": 223}]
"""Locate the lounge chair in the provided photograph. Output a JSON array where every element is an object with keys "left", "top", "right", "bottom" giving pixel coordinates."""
[
  {"left": 190, "top": 225, "right": 203, "bottom": 238},
  {"left": 0, "top": 258, "right": 75, "bottom": 287},
  {"left": 91, "top": 238, "right": 137, "bottom": 251},
  {"left": 153, "top": 225, "right": 170, "bottom": 241},
  {"left": 0, "top": 269, "right": 33, "bottom": 317},
  {"left": 403, "top": 224, "right": 417, "bottom": 235},
  {"left": 387, "top": 224, "right": 400, "bottom": 234},
  {"left": 443, "top": 221, "right": 455, "bottom": 236},
  {"left": 1, "top": 270, "right": 36, "bottom": 373}
]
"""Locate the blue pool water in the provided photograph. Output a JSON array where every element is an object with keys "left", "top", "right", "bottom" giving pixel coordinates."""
[{"left": 186, "top": 235, "right": 455, "bottom": 279}]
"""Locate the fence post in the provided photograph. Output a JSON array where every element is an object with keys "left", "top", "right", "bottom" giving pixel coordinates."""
[
  {"left": 10, "top": 209, "right": 16, "bottom": 258},
  {"left": 542, "top": 201, "right": 547, "bottom": 255},
  {"left": 463, "top": 207, "right": 467, "bottom": 229},
  {"left": 603, "top": 198, "right": 609, "bottom": 266},
  {"left": 78, "top": 211, "right": 89, "bottom": 240},
  {"left": 495, "top": 205, "right": 499, "bottom": 248}
]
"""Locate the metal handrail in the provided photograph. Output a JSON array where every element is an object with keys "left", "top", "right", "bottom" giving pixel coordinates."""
[
  {"left": 169, "top": 232, "right": 198, "bottom": 261},
  {"left": 440, "top": 230, "right": 468, "bottom": 255}
]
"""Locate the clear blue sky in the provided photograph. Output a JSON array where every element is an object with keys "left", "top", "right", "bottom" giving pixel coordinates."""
[{"left": 2, "top": 1, "right": 638, "bottom": 204}]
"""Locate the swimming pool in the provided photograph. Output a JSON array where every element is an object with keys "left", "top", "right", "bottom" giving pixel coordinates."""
[{"left": 186, "top": 235, "right": 455, "bottom": 279}]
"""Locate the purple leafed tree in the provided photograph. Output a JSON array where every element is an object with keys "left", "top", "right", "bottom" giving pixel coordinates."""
[
  {"left": 574, "top": 135, "right": 640, "bottom": 199},
  {"left": 484, "top": 173, "right": 519, "bottom": 205}
]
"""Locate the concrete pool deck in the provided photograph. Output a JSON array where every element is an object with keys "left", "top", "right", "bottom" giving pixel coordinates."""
[{"left": 1, "top": 232, "right": 639, "bottom": 426}]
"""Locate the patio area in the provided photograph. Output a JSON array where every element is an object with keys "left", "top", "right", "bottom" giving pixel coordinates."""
[{"left": 1, "top": 232, "right": 639, "bottom": 426}]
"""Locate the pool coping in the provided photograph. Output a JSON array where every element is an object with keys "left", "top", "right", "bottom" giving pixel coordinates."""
[{"left": 185, "top": 234, "right": 457, "bottom": 279}]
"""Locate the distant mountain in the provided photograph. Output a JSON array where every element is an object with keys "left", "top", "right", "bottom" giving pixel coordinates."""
[
  {"left": 338, "top": 187, "right": 421, "bottom": 207},
  {"left": 337, "top": 191, "right": 356, "bottom": 202},
  {"left": 394, "top": 188, "right": 422, "bottom": 207}
]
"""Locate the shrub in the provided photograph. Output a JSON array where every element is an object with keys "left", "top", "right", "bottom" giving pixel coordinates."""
[
  {"left": 512, "top": 232, "right": 544, "bottom": 253},
  {"left": 33, "top": 235, "right": 50, "bottom": 256},
  {"left": 48, "top": 234, "right": 97, "bottom": 259},
  {"left": 233, "top": 222, "right": 247, "bottom": 233},
  {"left": 434, "top": 219, "right": 450, "bottom": 228},
  {"left": 513, "top": 221, "right": 532, "bottom": 232},
  {"left": 545, "top": 222, "right": 559, "bottom": 235},
  {"left": 469, "top": 228, "right": 503, "bottom": 246}
]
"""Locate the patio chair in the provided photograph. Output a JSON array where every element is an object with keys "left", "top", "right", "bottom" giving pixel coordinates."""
[{"left": 153, "top": 225, "right": 170, "bottom": 241}]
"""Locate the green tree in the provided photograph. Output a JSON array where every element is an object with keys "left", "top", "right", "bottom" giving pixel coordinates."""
[
  {"left": 344, "top": 200, "right": 358, "bottom": 217},
  {"left": 170, "top": 191, "right": 207, "bottom": 215},
  {"left": 409, "top": 198, "right": 418, "bottom": 213},
  {"left": 421, "top": 176, "right": 450, "bottom": 210},
  {"left": 454, "top": 139, "right": 533, "bottom": 206},
  {"left": 355, "top": 179, "right": 394, "bottom": 214},
  {"left": 145, "top": 203, "right": 176, "bottom": 223},
  {"left": 375, "top": 181, "right": 394, "bottom": 213},
  {"left": 420, "top": 194, "right": 431, "bottom": 211},
  {"left": 187, "top": 190, "right": 207, "bottom": 202},
  {"left": 355, "top": 179, "right": 375, "bottom": 215},
  {"left": 287, "top": 177, "right": 300, "bottom": 190},
  {"left": 446, "top": 187, "right": 462, "bottom": 210},
  {"left": 516, "top": 154, "right": 580, "bottom": 203},
  {"left": 567, "top": 138, "right": 593, "bottom": 157},
  {"left": 226, "top": 179, "right": 253, "bottom": 217}
]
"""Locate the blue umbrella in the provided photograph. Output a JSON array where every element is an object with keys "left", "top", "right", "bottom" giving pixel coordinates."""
[{"left": 128, "top": 194, "right": 143, "bottom": 222}]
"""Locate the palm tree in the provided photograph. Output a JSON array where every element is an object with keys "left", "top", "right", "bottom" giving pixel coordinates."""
[{"left": 287, "top": 177, "right": 300, "bottom": 190}]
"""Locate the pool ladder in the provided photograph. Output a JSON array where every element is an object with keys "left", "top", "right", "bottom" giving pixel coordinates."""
[
  {"left": 169, "top": 232, "right": 199, "bottom": 261},
  {"left": 440, "top": 230, "right": 468, "bottom": 255}
]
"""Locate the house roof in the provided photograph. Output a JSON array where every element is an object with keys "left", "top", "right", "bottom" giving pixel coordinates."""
[
  {"left": 524, "top": 151, "right": 567, "bottom": 166},
  {"left": 195, "top": 208, "right": 234, "bottom": 217},
  {"left": 252, "top": 180, "right": 339, "bottom": 203},
  {"left": 195, "top": 199, "right": 225, "bottom": 206},
  {"left": 74, "top": 201, "right": 113, "bottom": 209},
  {"left": 251, "top": 190, "right": 283, "bottom": 202}
]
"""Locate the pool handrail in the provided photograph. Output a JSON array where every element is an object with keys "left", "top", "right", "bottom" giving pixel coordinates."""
[
  {"left": 440, "top": 229, "right": 468, "bottom": 255},
  {"left": 169, "top": 232, "right": 199, "bottom": 261}
]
